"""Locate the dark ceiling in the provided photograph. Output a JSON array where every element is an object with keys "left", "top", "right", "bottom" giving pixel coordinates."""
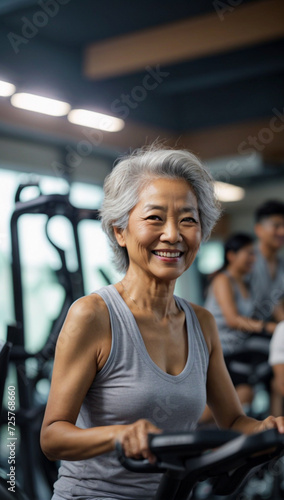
[{"left": 0, "top": 0, "right": 283, "bottom": 186}]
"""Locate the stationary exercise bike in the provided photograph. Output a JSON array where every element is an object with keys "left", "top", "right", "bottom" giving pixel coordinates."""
[
  {"left": 117, "top": 428, "right": 284, "bottom": 500},
  {"left": 0, "top": 341, "right": 29, "bottom": 500},
  {"left": 5, "top": 181, "right": 101, "bottom": 499}
]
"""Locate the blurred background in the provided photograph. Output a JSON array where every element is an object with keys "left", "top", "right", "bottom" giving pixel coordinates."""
[{"left": 0, "top": 0, "right": 284, "bottom": 499}]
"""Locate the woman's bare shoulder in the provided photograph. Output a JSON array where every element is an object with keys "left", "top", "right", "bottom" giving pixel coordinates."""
[
  {"left": 190, "top": 302, "right": 216, "bottom": 328},
  {"left": 189, "top": 302, "right": 218, "bottom": 354},
  {"left": 211, "top": 272, "right": 231, "bottom": 290},
  {"left": 56, "top": 292, "right": 111, "bottom": 353},
  {"left": 68, "top": 293, "right": 109, "bottom": 325}
]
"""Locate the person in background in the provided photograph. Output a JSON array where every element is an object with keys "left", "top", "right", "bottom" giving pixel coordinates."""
[
  {"left": 205, "top": 233, "right": 276, "bottom": 352},
  {"left": 269, "top": 321, "right": 284, "bottom": 417},
  {"left": 204, "top": 233, "right": 277, "bottom": 411},
  {"left": 250, "top": 200, "right": 284, "bottom": 323}
]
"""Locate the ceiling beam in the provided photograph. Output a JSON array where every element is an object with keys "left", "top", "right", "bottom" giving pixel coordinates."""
[
  {"left": 180, "top": 118, "right": 284, "bottom": 161},
  {"left": 84, "top": 0, "right": 284, "bottom": 80},
  {"left": 160, "top": 56, "right": 284, "bottom": 94}
]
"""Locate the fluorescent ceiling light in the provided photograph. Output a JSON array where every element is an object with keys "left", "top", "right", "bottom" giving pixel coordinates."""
[
  {"left": 0, "top": 80, "right": 16, "bottom": 96},
  {"left": 68, "top": 109, "right": 125, "bottom": 132},
  {"left": 214, "top": 181, "right": 245, "bottom": 202},
  {"left": 11, "top": 93, "right": 70, "bottom": 116}
]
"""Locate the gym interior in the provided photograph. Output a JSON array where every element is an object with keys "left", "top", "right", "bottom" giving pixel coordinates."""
[{"left": 1, "top": 1, "right": 284, "bottom": 499}]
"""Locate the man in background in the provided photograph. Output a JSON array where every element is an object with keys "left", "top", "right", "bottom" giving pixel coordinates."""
[{"left": 250, "top": 200, "right": 284, "bottom": 325}]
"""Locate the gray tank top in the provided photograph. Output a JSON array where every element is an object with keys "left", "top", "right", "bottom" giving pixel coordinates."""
[
  {"left": 204, "top": 271, "right": 254, "bottom": 355},
  {"left": 52, "top": 285, "right": 209, "bottom": 500},
  {"left": 249, "top": 246, "right": 284, "bottom": 321}
]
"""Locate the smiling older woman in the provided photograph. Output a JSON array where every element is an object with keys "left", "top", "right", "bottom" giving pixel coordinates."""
[{"left": 40, "top": 145, "right": 284, "bottom": 500}]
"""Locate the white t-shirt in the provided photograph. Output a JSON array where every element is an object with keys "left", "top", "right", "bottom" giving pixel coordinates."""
[{"left": 269, "top": 321, "right": 284, "bottom": 366}]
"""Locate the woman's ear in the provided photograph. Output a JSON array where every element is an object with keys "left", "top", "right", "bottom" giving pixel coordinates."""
[{"left": 113, "top": 226, "right": 126, "bottom": 247}]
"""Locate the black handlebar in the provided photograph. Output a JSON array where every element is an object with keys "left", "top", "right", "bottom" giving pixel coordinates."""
[
  {"left": 116, "top": 429, "right": 284, "bottom": 500},
  {"left": 116, "top": 441, "right": 163, "bottom": 473},
  {"left": 116, "top": 429, "right": 241, "bottom": 474}
]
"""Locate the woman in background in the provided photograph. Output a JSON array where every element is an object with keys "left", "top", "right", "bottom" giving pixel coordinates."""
[{"left": 204, "top": 233, "right": 277, "bottom": 409}]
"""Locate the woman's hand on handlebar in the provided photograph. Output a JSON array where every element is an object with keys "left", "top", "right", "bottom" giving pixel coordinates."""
[
  {"left": 258, "top": 415, "right": 284, "bottom": 434},
  {"left": 115, "top": 419, "right": 162, "bottom": 464}
]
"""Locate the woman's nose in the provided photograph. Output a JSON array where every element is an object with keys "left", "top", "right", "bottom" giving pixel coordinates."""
[{"left": 160, "top": 221, "right": 182, "bottom": 243}]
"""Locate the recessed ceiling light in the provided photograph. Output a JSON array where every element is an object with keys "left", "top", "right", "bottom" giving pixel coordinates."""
[
  {"left": 68, "top": 109, "right": 125, "bottom": 132},
  {"left": 11, "top": 92, "right": 70, "bottom": 116},
  {"left": 0, "top": 80, "right": 16, "bottom": 97},
  {"left": 214, "top": 181, "right": 245, "bottom": 202}
]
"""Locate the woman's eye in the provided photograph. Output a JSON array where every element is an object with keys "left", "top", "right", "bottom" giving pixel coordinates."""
[
  {"left": 182, "top": 217, "right": 197, "bottom": 223},
  {"left": 146, "top": 215, "right": 162, "bottom": 221}
]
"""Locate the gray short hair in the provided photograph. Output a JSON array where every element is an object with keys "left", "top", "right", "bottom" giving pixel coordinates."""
[{"left": 100, "top": 145, "right": 221, "bottom": 273}]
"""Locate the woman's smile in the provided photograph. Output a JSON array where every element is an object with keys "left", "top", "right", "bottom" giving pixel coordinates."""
[{"left": 151, "top": 249, "right": 184, "bottom": 261}]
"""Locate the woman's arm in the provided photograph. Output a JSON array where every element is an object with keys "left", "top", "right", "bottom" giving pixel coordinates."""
[
  {"left": 212, "top": 274, "right": 274, "bottom": 334},
  {"left": 273, "top": 301, "right": 284, "bottom": 323},
  {"left": 40, "top": 294, "right": 120, "bottom": 461},
  {"left": 40, "top": 294, "right": 160, "bottom": 463},
  {"left": 193, "top": 305, "right": 284, "bottom": 434}
]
